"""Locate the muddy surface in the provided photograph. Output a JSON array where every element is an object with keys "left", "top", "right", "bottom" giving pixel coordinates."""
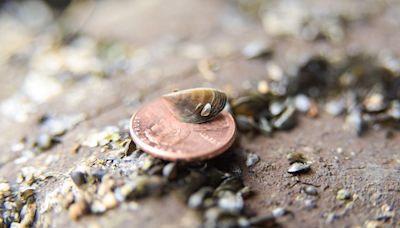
[{"left": 0, "top": 0, "right": 399, "bottom": 227}]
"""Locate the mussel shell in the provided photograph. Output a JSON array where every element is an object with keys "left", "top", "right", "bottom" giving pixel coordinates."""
[
  {"left": 163, "top": 88, "right": 227, "bottom": 124},
  {"left": 230, "top": 93, "right": 270, "bottom": 117}
]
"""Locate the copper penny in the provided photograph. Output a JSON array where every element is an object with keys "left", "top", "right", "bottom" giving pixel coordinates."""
[{"left": 129, "top": 98, "right": 236, "bottom": 161}]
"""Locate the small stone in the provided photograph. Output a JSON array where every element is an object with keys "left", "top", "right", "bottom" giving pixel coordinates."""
[
  {"left": 388, "top": 100, "right": 400, "bottom": 119},
  {"left": 115, "top": 183, "right": 134, "bottom": 202},
  {"left": 70, "top": 171, "right": 87, "bottom": 186},
  {"left": 72, "top": 144, "right": 81, "bottom": 154},
  {"left": 307, "top": 100, "right": 318, "bottom": 118},
  {"left": 294, "top": 94, "right": 311, "bottom": 113},
  {"left": 304, "top": 199, "right": 316, "bottom": 209},
  {"left": 102, "top": 193, "right": 118, "bottom": 210},
  {"left": 20, "top": 203, "right": 36, "bottom": 227},
  {"left": 287, "top": 162, "right": 310, "bottom": 174},
  {"left": 303, "top": 186, "right": 318, "bottom": 196},
  {"left": 325, "top": 100, "right": 345, "bottom": 116},
  {"left": 0, "top": 182, "right": 11, "bottom": 198},
  {"left": 217, "top": 191, "right": 244, "bottom": 213},
  {"left": 363, "top": 93, "right": 386, "bottom": 112},
  {"left": 266, "top": 62, "right": 284, "bottom": 81},
  {"left": 246, "top": 153, "right": 260, "bottom": 167},
  {"left": 40, "top": 117, "right": 66, "bottom": 136},
  {"left": 336, "top": 189, "right": 351, "bottom": 200},
  {"left": 345, "top": 108, "right": 364, "bottom": 136},
  {"left": 269, "top": 101, "right": 286, "bottom": 116},
  {"left": 69, "top": 200, "right": 88, "bottom": 221},
  {"left": 162, "top": 163, "right": 177, "bottom": 180},
  {"left": 204, "top": 207, "right": 223, "bottom": 225},
  {"left": 91, "top": 200, "right": 106, "bottom": 214},
  {"left": 237, "top": 217, "right": 250, "bottom": 227},
  {"left": 272, "top": 207, "right": 287, "bottom": 217},
  {"left": 141, "top": 156, "right": 155, "bottom": 171},
  {"left": 365, "top": 220, "right": 383, "bottom": 228},
  {"left": 257, "top": 80, "right": 270, "bottom": 94},
  {"left": 36, "top": 133, "right": 53, "bottom": 150},
  {"left": 325, "top": 213, "right": 338, "bottom": 224},
  {"left": 10, "top": 223, "right": 20, "bottom": 228},
  {"left": 241, "top": 41, "right": 272, "bottom": 59},
  {"left": 188, "top": 187, "right": 213, "bottom": 209},
  {"left": 25, "top": 173, "right": 35, "bottom": 186}
]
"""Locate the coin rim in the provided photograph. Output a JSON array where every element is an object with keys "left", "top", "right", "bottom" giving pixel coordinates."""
[{"left": 129, "top": 100, "right": 236, "bottom": 161}]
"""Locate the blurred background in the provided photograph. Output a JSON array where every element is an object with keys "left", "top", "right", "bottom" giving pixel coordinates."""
[{"left": 0, "top": 0, "right": 399, "bottom": 227}]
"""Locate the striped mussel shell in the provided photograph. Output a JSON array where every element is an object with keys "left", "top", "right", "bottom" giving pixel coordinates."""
[{"left": 162, "top": 88, "right": 227, "bottom": 124}]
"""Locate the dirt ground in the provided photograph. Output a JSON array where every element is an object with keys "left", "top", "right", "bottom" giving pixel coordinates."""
[{"left": 0, "top": 0, "right": 399, "bottom": 227}]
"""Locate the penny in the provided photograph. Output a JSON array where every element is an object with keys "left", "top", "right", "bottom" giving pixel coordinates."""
[{"left": 130, "top": 98, "right": 236, "bottom": 161}]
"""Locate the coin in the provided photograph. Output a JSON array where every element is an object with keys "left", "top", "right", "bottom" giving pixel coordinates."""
[{"left": 130, "top": 98, "right": 236, "bottom": 161}]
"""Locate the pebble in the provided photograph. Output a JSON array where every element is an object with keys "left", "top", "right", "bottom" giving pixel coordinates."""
[
  {"left": 257, "top": 80, "right": 270, "bottom": 94},
  {"left": 162, "top": 163, "right": 177, "bottom": 180},
  {"left": 204, "top": 207, "right": 223, "bottom": 225},
  {"left": 217, "top": 191, "right": 244, "bottom": 213},
  {"left": 188, "top": 187, "right": 213, "bottom": 209},
  {"left": 304, "top": 199, "right": 316, "bottom": 209},
  {"left": 36, "top": 133, "right": 53, "bottom": 150},
  {"left": 345, "top": 108, "right": 364, "bottom": 136},
  {"left": 336, "top": 189, "right": 351, "bottom": 200},
  {"left": 246, "top": 153, "right": 260, "bottom": 167},
  {"left": 287, "top": 162, "right": 310, "bottom": 174},
  {"left": 269, "top": 101, "right": 286, "bottom": 116},
  {"left": 69, "top": 199, "right": 89, "bottom": 221},
  {"left": 272, "top": 207, "right": 287, "bottom": 217},
  {"left": 0, "top": 182, "right": 11, "bottom": 198},
  {"left": 303, "top": 186, "right": 318, "bottom": 196},
  {"left": 365, "top": 220, "right": 383, "bottom": 228},
  {"left": 363, "top": 93, "right": 386, "bottom": 112},
  {"left": 241, "top": 41, "right": 272, "bottom": 59},
  {"left": 325, "top": 100, "right": 345, "bottom": 116},
  {"left": 294, "top": 94, "right": 311, "bottom": 113},
  {"left": 70, "top": 171, "right": 87, "bottom": 186},
  {"left": 40, "top": 117, "right": 67, "bottom": 136},
  {"left": 114, "top": 183, "right": 135, "bottom": 202},
  {"left": 266, "top": 62, "right": 284, "bottom": 81},
  {"left": 102, "top": 192, "right": 118, "bottom": 209},
  {"left": 91, "top": 200, "right": 106, "bottom": 214},
  {"left": 388, "top": 100, "right": 400, "bottom": 119}
]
